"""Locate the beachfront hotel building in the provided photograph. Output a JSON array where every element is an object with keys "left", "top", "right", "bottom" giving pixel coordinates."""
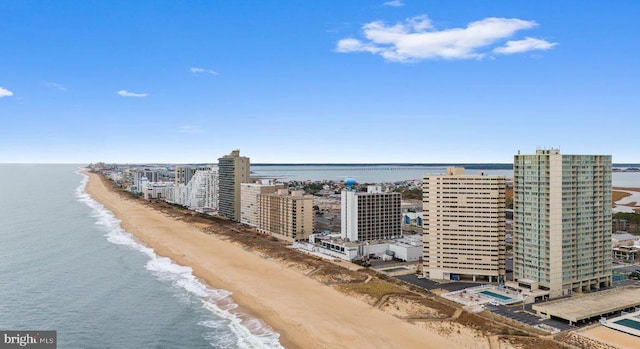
[
  {"left": 240, "top": 181, "right": 284, "bottom": 227},
  {"left": 187, "top": 169, "right": 219, "bottom": 212},
  {"left": 340, "top": 180, "right": 402, "bottom": 242},
  {"left": 218, "top": 150, "right": 250, "bottom": 221},
  {"left": 422, "top": 168, "right": 506, "bottom": 282},
  {"left": 143, "top": 170, "right": 159, "bottom": 182},
  {"left": 257, "top": 189, "right": 313, "bottom": 242},
  {"left": 513, "top": 149, "right": 612, "bottom": 298},
  {"left": 175, "top": 165, "right": 210, "bottom": 185}
]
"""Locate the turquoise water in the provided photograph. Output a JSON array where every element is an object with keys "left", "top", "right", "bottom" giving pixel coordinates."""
[
  {"left": 613, "top": 273, "right": 628, "bottom": 281},
  {"left": 614, "top": 318, "right": 640, "bottom": 330},
  {"left": 479, "top": 290, "right": 514, "bottom": 301},
  {"left": 381, "top": 267, "right": 410, "bottom": 273},
  {"left": 0, "top": 164, "right": 282, "bottom": 348}
]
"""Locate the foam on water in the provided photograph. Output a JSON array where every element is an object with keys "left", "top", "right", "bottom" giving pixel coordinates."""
[{"left": 75, "top": 170, "right": 284, "bottom": 349}]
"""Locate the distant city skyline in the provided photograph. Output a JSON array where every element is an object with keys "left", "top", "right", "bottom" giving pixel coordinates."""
[{"left": 1, "top": 1, "right": 639, "bottom": 163}]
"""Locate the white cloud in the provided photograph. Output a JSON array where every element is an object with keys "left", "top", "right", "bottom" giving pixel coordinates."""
[
  {"left": 384, "top": 0, "right": 404, "bottom": 7},
  {"left": 494, "top": 37, "right": 558, "bottom": 54},
  {"left": 116, "top": 90, "right": 149, "bottom": 97},
  {"left": 190, "top": 67, "right": 219, "bottom": 76},
  {"left": 43, "top": 82, "right": 66, "bottom": 91},
  {"left": 0, "top": 87, "right": 13, "bottom": 98},
  {"left": 336, "top": 38, "right": 383, "bottom": 54},
  {"left": 336, "top": 15, "right": 556, "bottom": 62}
]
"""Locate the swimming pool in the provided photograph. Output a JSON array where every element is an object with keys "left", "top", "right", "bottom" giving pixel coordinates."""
[
  {"left": 381, "top": 267, "right": 411, "bottom": 273},
  {"left": 614, "top": 318, "right": 640, "bottom": 330},
  {"left": 479, "top": 290, "right": 514, "bottom": 301}
]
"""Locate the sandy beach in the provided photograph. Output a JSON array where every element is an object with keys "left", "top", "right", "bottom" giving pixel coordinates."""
[
  {"left": 576, "top": 325, "right": 640, "bottom": 349},
  {"left": 85, "top": 171, "right": 466, "bottom": 349}
]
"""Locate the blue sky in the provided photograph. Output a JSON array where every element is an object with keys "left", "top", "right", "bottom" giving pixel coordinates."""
[{"left": 1, "top": 1, "right": 638, "bottom": 163}]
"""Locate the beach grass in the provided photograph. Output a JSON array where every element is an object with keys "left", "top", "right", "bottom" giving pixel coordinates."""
[
  {"left": 335, "top": 278, "right": 408, "bottom": 300},
  {"left": 504, "top": 336, "right": 567, "bottom": 349},
  {"left": 613, "top": 190, "right": 633, "bottom": 204}
]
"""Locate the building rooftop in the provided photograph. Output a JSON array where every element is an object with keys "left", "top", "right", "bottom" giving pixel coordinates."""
[
  {"left": 532, "top": 287, "right": 640, "bottom": 323},
  {"left": 613, "top": 232, "right": 638, "bottom": 242},
  {"left": 317, "top": 234, "right": 421, "bottom": 249},
  {"left": 614, "top": 245, "right": 640, "bottom": 251}
]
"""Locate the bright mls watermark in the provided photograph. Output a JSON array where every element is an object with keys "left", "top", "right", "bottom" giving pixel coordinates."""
[{"left": 0, "top": 331, "right": 56, "bottom": 349}]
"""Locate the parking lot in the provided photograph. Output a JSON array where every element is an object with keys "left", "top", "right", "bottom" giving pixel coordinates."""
[
  {"left": 485, "top": 304, "right": 575, "bottom": 332},
  {"left": 613, "top": 262, "right": 640, "bottom": 274},
  {"left": 395, "top": 274, "right": 482, "bottom": 292}
]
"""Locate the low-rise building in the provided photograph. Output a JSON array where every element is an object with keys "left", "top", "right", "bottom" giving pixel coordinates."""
[
  {"left": 318, "top": 238, "right": 360, "bottom": 261},
  {"left": 612, "top": 232, "right": 638, "bottom": 247},
  {"left": 315, "top": 235, "right": 422, "bottom": 262},
  {"left": 613, "top": 245, "right": 640, "bottom": 262},
  {"left": 388, "top": 235, "right": 422, "bottom": 262}
]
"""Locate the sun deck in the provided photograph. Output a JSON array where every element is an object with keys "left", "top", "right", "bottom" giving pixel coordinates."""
[{"left": 601, "top": 310, "right": 640, "bottom": 337}]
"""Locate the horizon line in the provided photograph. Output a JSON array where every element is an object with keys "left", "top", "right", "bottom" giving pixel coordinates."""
[{"left": 3, "top": 162, "right": 640, "bottom": 166}]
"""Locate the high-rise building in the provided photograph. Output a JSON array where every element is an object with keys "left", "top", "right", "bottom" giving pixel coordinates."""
[
  {"left": 240, "top": 181, "right": 284, "bottom": 227},
  {"left": 257, "top": 189, "right": 313, "bottom": 242},
  {"left": 187, "top": 169, "right": 219, "bottom": 212},
  {"left": 143, "top": 170, "right": 159, "bottom": 182},
  {"left": 341, "top": 179, "right": 402, "bottom": 242},
  {"left": 175, "top": 165, "right": 209, "bottom": 185},
  {"left": 513, "top": 149, "right": 612, "bottom": 298},
  {"left": 218, "top": 150, "right": 250, "bottom": 221},
  {"left": 422, "top": 168, "right": 506, "bottom": 282},
  {"left": 131, "top": 170, "right": 146, "bottom": 192}
]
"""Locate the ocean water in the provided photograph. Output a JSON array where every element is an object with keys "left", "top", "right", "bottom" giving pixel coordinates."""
[{"left": 0, "top": 164, "right": 282, "bottom": 349}]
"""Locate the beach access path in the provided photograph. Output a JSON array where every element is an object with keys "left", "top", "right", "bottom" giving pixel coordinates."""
[{"left": 86, "top": 171, "right": 463, "bottom": 349}]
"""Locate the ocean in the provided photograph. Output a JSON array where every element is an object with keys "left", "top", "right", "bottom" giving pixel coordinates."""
[{"left": 0, "top": 164, "right": 282, "bottom": 349}]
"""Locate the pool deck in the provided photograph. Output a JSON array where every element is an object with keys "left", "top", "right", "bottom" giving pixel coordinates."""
[
  {"left": 480, "top": 290, "right": 513, "bottom": 301},
  {"left": 443, "top": 285, "right": 522, "bottom": 306},
  {"left": 601, "top": 309, "right": 640, "bottom": 337}
]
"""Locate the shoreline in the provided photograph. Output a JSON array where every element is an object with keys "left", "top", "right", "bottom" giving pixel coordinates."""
[
  {"left": 613, "top": 187, "right": 640, "bottom": 213},
  {"left": 84, "top": 170, "right": 462, "bottom": 348}
]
